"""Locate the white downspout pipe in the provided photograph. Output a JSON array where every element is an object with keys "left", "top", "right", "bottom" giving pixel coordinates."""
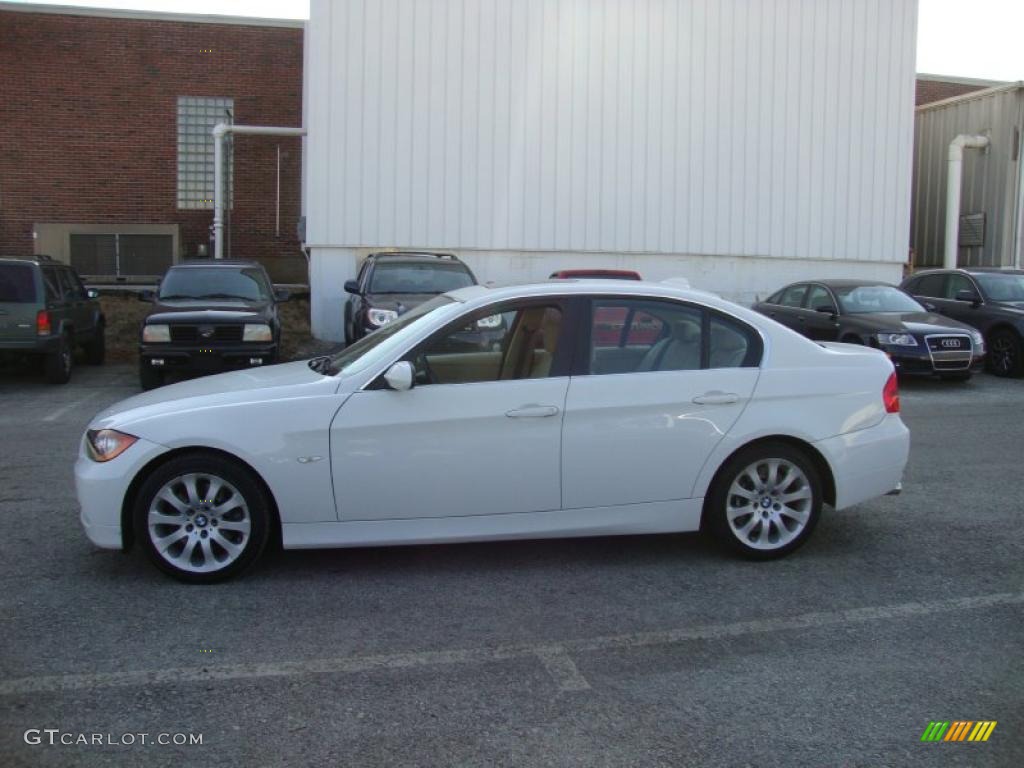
[
  {"left": 944, "top": 134, "right": 989, "bottom": 269},
  {"left": 212, "top": 123, "right": 307, "bottom": 259}
]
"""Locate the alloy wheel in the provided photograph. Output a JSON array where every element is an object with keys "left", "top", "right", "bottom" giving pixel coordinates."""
[
  {"left": 990, "top": 335, "right": 1017, "bottom": 376},
  {"left": 726, "top": 458, "right": 813, "bottom": 551},
  {"left": 147, "top": 472, "right": 252, "bottom": 574}
]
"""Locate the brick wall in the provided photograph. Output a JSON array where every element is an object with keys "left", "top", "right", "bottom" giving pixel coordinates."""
[
  {"left": 0, "top": 9, "right": 305, "bottom": 282},
  {"left": 915, "top": 78, "right": 990, "bottom": 107}
]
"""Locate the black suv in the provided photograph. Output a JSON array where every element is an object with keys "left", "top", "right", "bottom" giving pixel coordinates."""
[
  {"left": 0, "top": 255, "right": 105, "bottom": 384},
  {"left": 138, "top": 260, "right": 289, "bottom": 389},
  {"left": 343, "top": 252, "right": 477, "bottom": 344},
  {"left": 901, "top": 268, "right": 1024, "bottom": 377}
]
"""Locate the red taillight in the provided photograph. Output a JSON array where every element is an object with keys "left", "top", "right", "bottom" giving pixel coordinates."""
[
  {"left": 36, "top": 310, "right": 51, "bottom": 336},
  {"left": 883, "top": 372, "right": 900, "bottom": 413}
]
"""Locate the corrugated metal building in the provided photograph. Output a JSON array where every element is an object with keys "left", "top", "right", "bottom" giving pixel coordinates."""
[
  {"left": 303, "top": 0, "right": 918, "bottom": 341},
  {"left": 911, "top": 83, "right": 1024, "bottom": 269}
]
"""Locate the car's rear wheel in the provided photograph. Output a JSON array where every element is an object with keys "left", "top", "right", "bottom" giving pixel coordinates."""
[
  {"left": 706, "top": 442, "right": 822, "bottom": 559},
  {"left": 988, "top": 329, "right": 1023, "bottom": 377},
  {"left": 44, "top": 332, "right": 73, "bottom": 384},
  {"left": 139, "top": 360, "right": 163, "bottom": 390},
  {"left": 134, "top": 453, "right": 271, "bottom": 583},
  {"left": 84, "top": 324, "right": 106, "bottom": 365}
]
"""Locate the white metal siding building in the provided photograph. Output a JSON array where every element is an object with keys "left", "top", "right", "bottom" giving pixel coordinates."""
[{"left": 304, "top": 0, "right": 918, "bottom": 340}]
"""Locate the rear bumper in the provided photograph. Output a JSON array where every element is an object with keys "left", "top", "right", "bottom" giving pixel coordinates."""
[
  {"left": 814, "top": 414, "right": 910, "bottom": 511},
  {"left": 0, "top": 336, "right": 61, "bottom": 354},
  {"left": 140, "top": 343, "right": 278, "bottom": 372}
]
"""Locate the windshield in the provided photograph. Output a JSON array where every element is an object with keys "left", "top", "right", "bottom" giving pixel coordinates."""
[
  {"left": 975, "top": 273, "right": 1024, "bottom": 302},
  {"left": 369, "top": 263, "right": 475, "bottom": 294},
  {"left": 834, "top": 285, "right": 924, "bottom": 314},
  {"left": 0, "top": 264, "right": 38, "bottom": 303},
  {"left": 158, "top": 267, "right": 271, "bottom": 301},
  {"left": 327, "top": 296, "right": 459, "bottom": 376}
]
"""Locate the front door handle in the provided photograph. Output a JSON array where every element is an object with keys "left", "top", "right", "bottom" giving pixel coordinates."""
[
  {"left": 692, "top": 391, "right": 740, "bottom": 405},
  {"left": 506, "top": 404, "right": 559, "bottom": 418}
]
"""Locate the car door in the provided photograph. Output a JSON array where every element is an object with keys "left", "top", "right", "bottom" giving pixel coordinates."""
[
  {"left": 800, "top": 284, "right": 841, "bottom": 341},
  {"left": 561, "top": 297, "right": 761, "bottom": 509},
  {"left": 64, "top": 269, "right": 96, "bottom": 335},
  {"left": 939, "top": 273, "right": 985, "bottom": 327},
  {"left": 762, "top": 284, "right": 808, "bottom": 332},
  {"left": 330, "top": 297, "right": 572, "bottom": 521},
  {"left": 907, "top": 273, "right": 953, "bottom": 315}
]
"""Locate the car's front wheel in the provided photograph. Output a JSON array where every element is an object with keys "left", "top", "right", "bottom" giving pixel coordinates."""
[
  {"left": 988, "top": 329, "right": 1023, "bottom": 377},
  {"left": 134, "top": 453, "right": 272, "bottom": 583},
  {"left": 706, "top": 442, "right": 822, "bottom": 559}
]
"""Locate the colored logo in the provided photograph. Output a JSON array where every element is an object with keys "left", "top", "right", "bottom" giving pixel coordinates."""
[{"left": 920, "top": 721, "right": 997, "bottom": 742}]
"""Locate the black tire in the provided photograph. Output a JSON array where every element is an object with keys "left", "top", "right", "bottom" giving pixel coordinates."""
[
  {"left": 987, "top": 329, "right": 1023, "bottom": 378},
  {"left": 139, "top": 360, "right": 163, "bottom": 390},
  {"left": 84, "top": 324, "right": 106, "bottom": 365},
  {"left": 705, "top": 441, "right": 823, "bottom": 560},
  {"left": 133, "top": 452, "right": 272, "bottom": 583},
  {"left": 44, "top": 332, "right": 73, "bottom": 384}
]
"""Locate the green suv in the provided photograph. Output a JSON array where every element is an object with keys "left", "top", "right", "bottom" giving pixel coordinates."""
[{"left": 0, "top": 256, "right": 106, "bottom": 384}]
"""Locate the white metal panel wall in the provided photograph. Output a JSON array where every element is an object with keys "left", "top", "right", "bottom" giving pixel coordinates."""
[{"left": 306, "top": 0, "right": 917, "bottom": 264}]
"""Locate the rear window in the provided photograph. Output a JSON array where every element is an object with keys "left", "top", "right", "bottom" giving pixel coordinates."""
[
  {"left": 0, "top": 264, "right": 38, "bottom": 303},
  {"left": 369, "top": 263, "right": 475, "bottom": 294}
]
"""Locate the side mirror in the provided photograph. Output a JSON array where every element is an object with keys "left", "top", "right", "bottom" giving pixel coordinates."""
[
  {"left": 923, "top": 301, "right": 937, "bottom": 312},
  {"left": 344, "top": 279, "right": 360, "bottom": 295},
  {"left": 273, "top": 288, "right": 291, "bottom": 302},
  {"left": 86, "top": 288, "right": 99, "bottom": 299},
  {"left": 954, "top": 289, "right": 981, "bottom": 305},
  {"left": 138, "top": 289, "right": 155, "bottom": 302},
  {"left": 383, "top": 361, "right": 414, "bottom": 391}
]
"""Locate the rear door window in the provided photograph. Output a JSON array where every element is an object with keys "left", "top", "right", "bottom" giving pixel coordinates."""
[
  {"left": 40, "top": 267, "right": 61, "bottom": 302},
  {"left": 0, "top": 264, "right": 39, "bottom": 303},
  {"left": 912, "top": 274, "right": 946, "bottom": 298},
  {"left": 778, "top": 284, "right": 808, "bottom": 308}
]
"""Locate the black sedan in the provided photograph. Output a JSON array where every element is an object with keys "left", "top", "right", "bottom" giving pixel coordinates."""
[
  {"left": 901, "top": 268, "right": 1024, "bottom": 377},
  {"left": 753, "top": 280, "right": 985, "bottom": 380},
  {"left": 138, "top": 260, "right": 288, "bottom": 389}
]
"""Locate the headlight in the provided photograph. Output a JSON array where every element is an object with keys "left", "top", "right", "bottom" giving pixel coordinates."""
[
  {"left": 243, "top": 323, "right": 273, "bottom": 342},
  {"left": 85, "top": 429, "right": 138, "bottom": 462},
  {"left": 476, "top": 314, "right": 503, "bottom": 329},
  {"left": 367, "top": 308, "right": 398, "bottom": 328},
  {"left": 876, "top": 333, "right": 918, "bottom": 347},
  {"left": 142, "top": 324, "right": 170, "bottom": 343},
  {"left": 970, "top": 331, "right": 985, "bottom": 350}
]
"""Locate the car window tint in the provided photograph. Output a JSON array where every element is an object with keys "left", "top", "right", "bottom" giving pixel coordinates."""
[
  {"left": 412, "top": 304, "right": 562, "bottom": 385},
  {"left": 913, "top": 274, "right": 945, "bottom": 298},
  {"left": 55, "top": 268, "right": 77, "bottom": 299},
  {"left": 805, "top": 285, "right": 835, "bottom": 312},
  {"left": 589, "top": 299, "right": 702, "bottom": 374},
  {"left": 975, "top": 273, "right": 1024, "bottom": 302},
  {"left": 945, "top": 274, "right": 974, "bottom": 299},
  {"left": 709, "top": 314, "right": 760, "bottom": 368},
  {"left": 369, "top": 263, "right": 475, "bottom": 294},
  {"left": 0, "top": 263, "right": 39, "bottom": 303},
  {"left": 40, "top": 268, "right": 60, "bottom": 301},
  {"left": 65, "top": 269, "right": 87, "bottom": 298},
  {"left": 778, "top": 284, "right": 808, "bottom": 308},
  {"left": 158, "top": 267, "right": 270, "bottom": 301}
]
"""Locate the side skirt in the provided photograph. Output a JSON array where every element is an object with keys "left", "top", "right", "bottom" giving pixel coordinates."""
[{"left": 282, "top": 498, "right": 703, "bottom": 549}]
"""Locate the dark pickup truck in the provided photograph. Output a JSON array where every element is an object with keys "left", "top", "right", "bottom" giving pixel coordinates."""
[{"left": 138, "top": 260, "right": 289, "bottom": 389}]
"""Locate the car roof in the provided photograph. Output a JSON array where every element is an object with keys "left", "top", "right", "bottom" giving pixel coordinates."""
[
  {"left": 447, "top": 280, "right": 734, "bottom": 309},
  {"left": 168, "top": 259, "right": 263, "bottom": 268},
  {"left": 0, "top": 255, "right": 64, "bottom": 267},
  {"left": 908, "top": 267, "right": 1024, "bottom": 277},
  {"left": 367, "top": 251, "right": 461, "bottom": 263},
  {"left": 778, "top": 279, "right": 895, "bottom": 289}
]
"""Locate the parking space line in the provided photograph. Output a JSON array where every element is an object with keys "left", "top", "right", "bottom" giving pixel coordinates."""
[
  {"left": 0, "top": 591, "right": 1019, "bottom": 697},
  {"left": 42, "top": 390, "right": 103, "bottom": 423}
]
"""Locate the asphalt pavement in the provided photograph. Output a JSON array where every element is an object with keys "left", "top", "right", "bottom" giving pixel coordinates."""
[{"left": 0, "top": 364, "right": 1021, "bottom": 767}]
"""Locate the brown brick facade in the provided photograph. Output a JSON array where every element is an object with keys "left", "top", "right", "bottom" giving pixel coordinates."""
[
  {"left": 0, "top": 8, "right": 305, "bottom": 282},
  {"left": 915, "top": 78, "right": 990, "bottom": 107}
]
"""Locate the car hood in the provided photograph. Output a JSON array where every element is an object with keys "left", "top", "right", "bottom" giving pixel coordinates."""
[
  {"left": 90, "top": 361, "right": 334, "bottom": 432},
  {"left": 145, "top": 299, "right": 272, "bottom": 324},
  {"left": 843, "top": 312, "right": 975, "bottom": 334},
  {"left": 364, "top": 293, "right": 439, "bottom": 313}
]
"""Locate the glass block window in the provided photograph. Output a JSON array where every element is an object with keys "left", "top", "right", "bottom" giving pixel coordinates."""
[{"left": 177, "top": 96, "right": 233, "bottom": 209}]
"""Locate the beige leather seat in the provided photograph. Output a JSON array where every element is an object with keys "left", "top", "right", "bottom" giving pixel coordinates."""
[{"left": 637, "top": 318, "right": 700, "bottom": 372}]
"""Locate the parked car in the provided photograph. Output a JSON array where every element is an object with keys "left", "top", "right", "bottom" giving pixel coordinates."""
[
  {"left": 901, "top": 268, "right": 1024, "bottom": 377},
  {"left": 0, "top": 255, "right": 104, "bottom": 384},
  {"left": 138, "top": 260, "right": 288, "bottom": 390},
  {"left": 753, "top": 280, "right": 985, "bottom": 380},
  {"left": 78, "top": 280, "right": 908, "bottom": 582},
  {"left": 344, "top": 252, "right": 477, "bottom": 344},
  {"left": 549, "top": 269, "right": 643, "bottom": 280}
]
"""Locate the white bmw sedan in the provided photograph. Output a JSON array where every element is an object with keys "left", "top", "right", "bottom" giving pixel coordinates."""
[{"left": 77, "top": 281, "right": 909, "bottom": 582}]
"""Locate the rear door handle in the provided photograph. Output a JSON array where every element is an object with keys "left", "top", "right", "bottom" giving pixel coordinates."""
[
  {"left": 506, "top": 404, "right": 560, "bottom": 418},
  {"left": 692, "top": 391, "right": 740, "bottom": 405}
]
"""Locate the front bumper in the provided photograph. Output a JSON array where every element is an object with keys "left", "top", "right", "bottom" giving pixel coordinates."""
[
  {"left": 881, "top": 345, "right": 984, "bottom": 376},
  {"left": 75, "top": 436, "right": 169, "bottom": 550},
  {"left": 140, "top": 343, "right": 278, "bottom": 372},
  {"left": 814, "top": 413, "right": 910, "bottom": 511}
]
